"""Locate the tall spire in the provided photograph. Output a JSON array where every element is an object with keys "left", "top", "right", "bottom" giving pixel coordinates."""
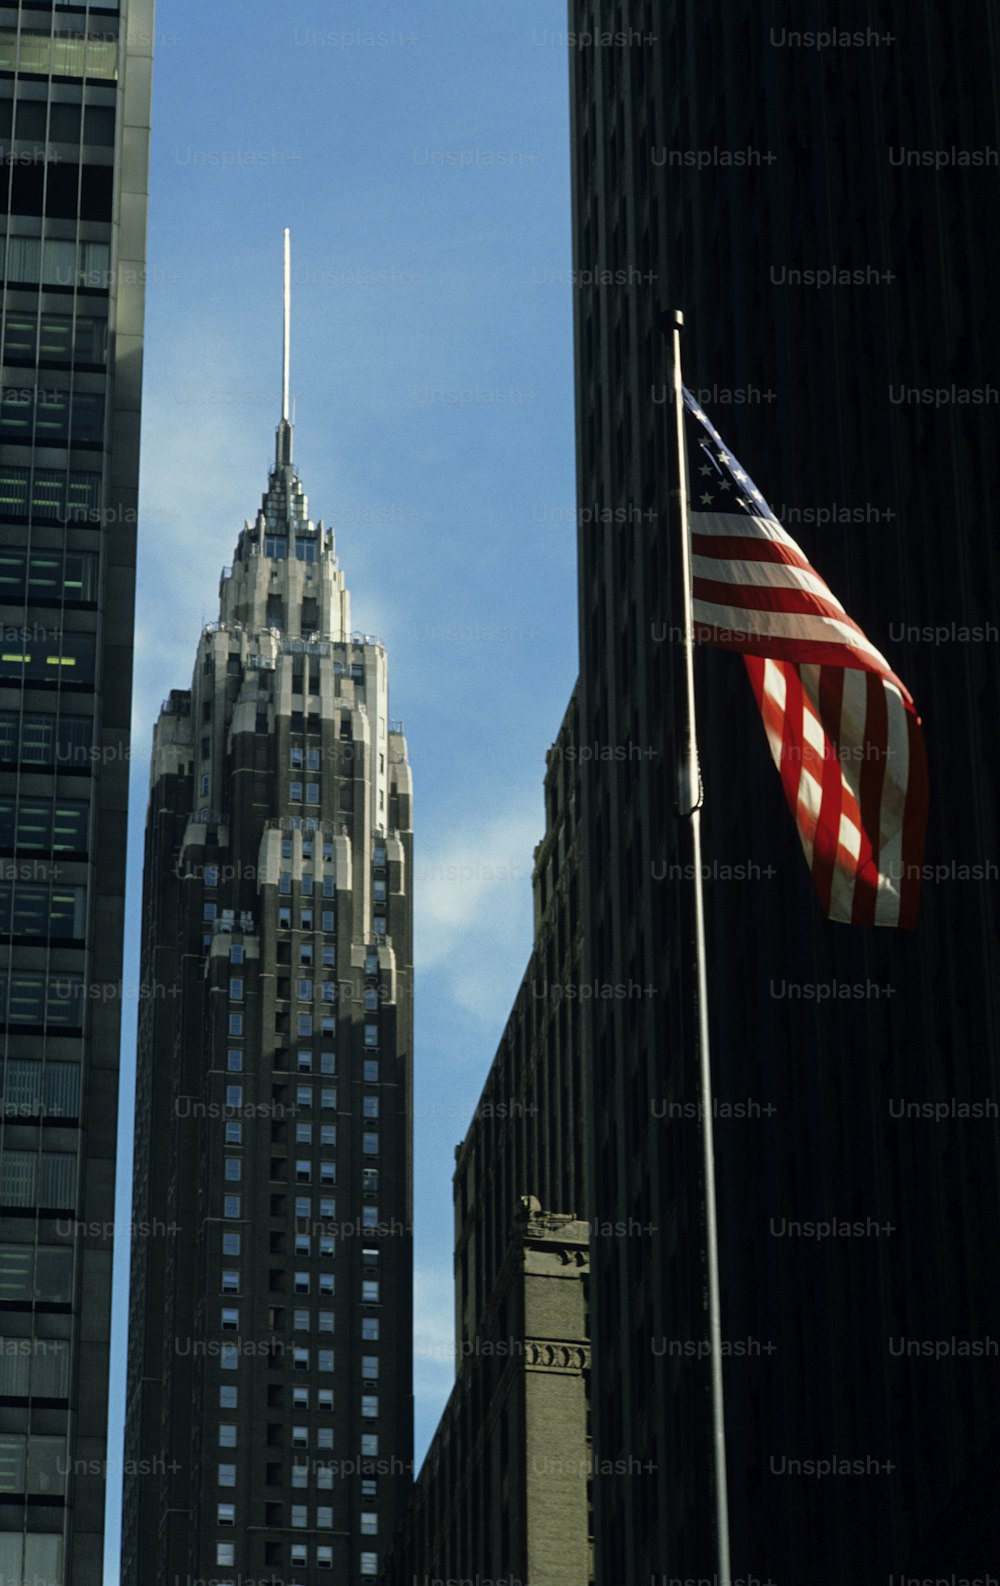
[{"left": 277, "top": 227, "right": 293, "bottom": 467}]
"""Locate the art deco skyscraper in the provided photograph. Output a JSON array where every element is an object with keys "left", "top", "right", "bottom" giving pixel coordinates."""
[
  {"left": 122, "top": 246, "right": 414, "bottom": 1585},
  {"left": 0, "top": 4, "right": 152, "bottom": 1583}
]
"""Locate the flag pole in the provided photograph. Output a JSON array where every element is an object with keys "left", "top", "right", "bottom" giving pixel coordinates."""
[{"left": 670, "top": 308, "right": 732, "bottom": 1586}]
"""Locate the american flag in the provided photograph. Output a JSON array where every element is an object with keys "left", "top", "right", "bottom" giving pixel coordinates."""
[{"left": 683, "top": 387, "right": 928, "bottom": 927}]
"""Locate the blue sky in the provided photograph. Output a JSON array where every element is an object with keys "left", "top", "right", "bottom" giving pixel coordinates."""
[{"left": 105, "top": 1, "right": 577, "bottom": 1574}]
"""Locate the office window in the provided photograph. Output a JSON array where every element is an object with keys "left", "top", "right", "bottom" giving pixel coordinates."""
[
  {"left": 292, "top": 1386, "right": 309, "bottom": 1409},
  {"left": 290, "top": 781, "right": 303, "bottom": 802},
  {"left": 296, "top": 1085, "right": 311, "bottom": 1108},
  {"left": 321, "top": 1089, "right": 337, "bottom": 1111},
  {"left": 221, "top": 1308, "right": 239, "bottom": 1331},
  {"left": 278, "top": 874, "right": 292, "bottom": 895},
  {"left": 224, "top": 1196, "right": 241, "bottom": 1218},
  {"left": 296, "top": 1124, "right": 312, "bottom": 1145},
  {"left": 292, "top": 1426, "right": 308, "bottom": 1448},
  {"left": 217, "top": 1543, "right": 235, "bottom": 1566},
  {"left": 295, "top": 1160, "right": 311, "bottom": 1183},
  {"left": 363, "top": 1096, "right": 379, "bottom": 1119},
  {"left": 221, "top": 1271, "right": 239, "bottom": 1295},
  {"left": 293, "top": 1310, "right": 310, "bottom": 1332},
  {"left": 320, "top": 1046, "right": 336, "bottom": 1074},
  {"left": 293, "top": 1348, "right": 309, "bottom": 1371},
  {"left": 224, "top": 1159, "right": 242, "bottom": 1182},
  {"left": 225, "top": 1122, "right": 242, "bottom": 1145},
  {"left": 319, "top": 1236, "right": 335, "bottom": 1259},
  {"left": 364, "top": 988, "right": 379, "bottom": 1011},
  {"left": 291, "top": 1462, "right": 309, "bottom": 1489},
  {"left": 319, "top": 1161, "right": 336, "bottom": 1185},
  {"left": 298, "top": 1015, "right": 313, "bottom": 1037},
  {"left": 321, "top": 944, "right": 335, "bottom": 967},
  {"left": 362, "top": 1318, "right": 380, "bottom": 1341},
  {"left": 306, "top": 784, "right": 320, "bottom": 805},
  {"left": 219, "top": 1386, "right": 237, "bottom": 1409},
  {"left": 217, "top": 1503, "right": 235, "bottom": 1525},
  {"left": 317, "top": 1389, "right": 334, "bottom": 1414},
  {"left": 318, "top": 1349, "right": 334, "bottom": 1373},
  {"left": 319, "top": 1197, "right": 335, "bottom": 1219},
  {"left": 218, "top": 1464, "right": 236, "bottom": 1487},
  {"left": 290, "top": 747, "right": 303, "bottom": 768},
  {"left": 295, "top": 1235, "right": 311, "bottom": 1256},
  {"left": 295, "top": 1196, "right": 311, "bottom": 1220},
  {"left": 318, "top": 1274, "right": 334, "bottom": 1297},
  {"left": 227, "top": 1050, "right": 242, "bottom": 1071},
  {"left": 364, "top": 1024, "right": 378, "bottom": 1048},
  {"left": 361, "top": 1205, "right": 378, "bottom": 1229},
  {"left": 230, "top": 944, "right": 243, "bottom": 965},
  {"left": 228, "top": 1014, "right": 243, "bottom": 1036},
  {"left": 321, "top": 910, "right": 334, "bottom": 931},
  {"left": 301, "top": 910, "right": 314, "bottom": 929},
  {"left": 362, "top": 1281, "right": 380, "bottom": 1303},
  {"left": 294, "top": 1270, "right": 310, "bottom": 1294},
  {"left": 362, "top": 1169, "right": 379, "bottom": 1193},
  {"left": 291, "top": 1505, "right": 308, "bottom": 1529},
  {"left": 220, "top": 1345, "right": 238, "bottom": 1370},
  {"left": 229, "top": 978, "right": 243, "bottom": 1001},
  {"left": 362, "top": 1356, "right": 379, "bottom": 1379},
  {"left": 361, "top": 1395, "right": 379, "bottom": 1419},
  {"left": 363, "top": 1132, "right": 379, "bottom": 1155},
  {"left": 297, "top": 1048, "right": 312, "bottom": 1072},
  {"left": 317, "top": 1427, "right": 334, "bottom": 1450},
  {"left": 219, "top": 1425, "right": 237, "bottom": 1448},
  {"left": 362, "top": 1478, "right": 378, "bottom": 1498},
  {"left": 360, "top": 1513, "right": 378, "bottom": 1535},
  {"left": 316, "top": 1505, "right": 333, "bottom": 1528},
  {"left": 225, "top": 1085, "right": 243, "bottom": 1108},
  {"left": 291, "top": 1543, "right": 308, "bottom": 1566}
]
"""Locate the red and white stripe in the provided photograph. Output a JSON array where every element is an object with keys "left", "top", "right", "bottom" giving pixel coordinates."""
[{"left": 691, "top": 510, "right": 928, "bottom": 927}]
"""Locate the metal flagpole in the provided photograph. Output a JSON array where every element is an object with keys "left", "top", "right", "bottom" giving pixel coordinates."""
[{"left": 670, "top": 308, "right": 732, "bottom": 1586}]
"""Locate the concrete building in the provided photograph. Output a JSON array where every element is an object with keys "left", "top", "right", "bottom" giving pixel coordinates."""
[
  {"left": 567, "top": 3, "right": 1000, "bottom": 1581},
  {"left": 385, "top": 694, "right": 593, "bottom": 1586},
  {"left": 121, "top": 389, "right": 414, "bottom": 1582},
  {"left": 0, "top": 4, "right": 152, "bottom": 1581}
]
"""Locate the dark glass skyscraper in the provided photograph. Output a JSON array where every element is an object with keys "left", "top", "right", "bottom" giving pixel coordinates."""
[
  {"left": 122, "top": 360, "right": 414, "bottom": 1584},
  {"left": 0, "top": 3, "right": 152, "bottom": 1582},
  {"left": 568, "top": 3, "right": 1000, "bottom": 1582}
]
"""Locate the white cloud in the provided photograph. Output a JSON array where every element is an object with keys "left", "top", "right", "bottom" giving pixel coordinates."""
[{"left": 414, "top": 800, "right": 540, "bottom": 1025}]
